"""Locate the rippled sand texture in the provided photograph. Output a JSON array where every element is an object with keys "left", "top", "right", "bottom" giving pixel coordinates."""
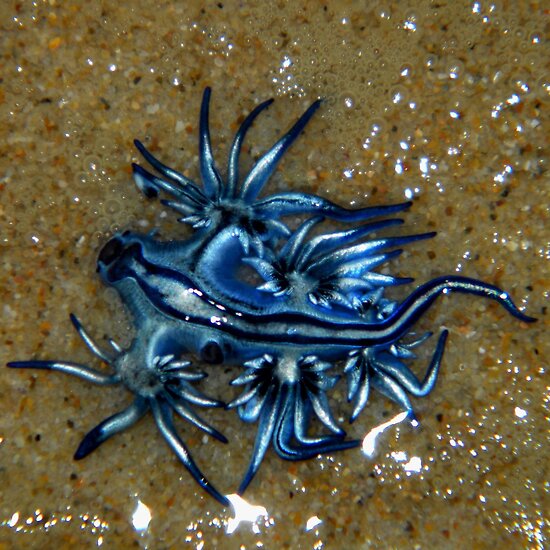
[{"left": 0, "top": 1, "right": 547, "bottom": 548}]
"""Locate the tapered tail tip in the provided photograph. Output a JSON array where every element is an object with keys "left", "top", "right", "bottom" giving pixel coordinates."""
[
  {"left": 73, "top": 449, "right": 87, "bottom": 461},
  {"left": 69, "top": 312, "right": 81, "bottom": 329},
  {"left": 212, "top": 492, "right": 230, "bottom": 507},
  {"left": 238, "top": 473, "right": 254, "bottom": 496},
  {"left": 74, "top": 427, "right": 104, "bottom": 460},
  {"left": 7, "top": 361, "right": 41, "bottom": 369},
  {"left": 503, "top": 297, "right": 537, "bottom": 323},
  {"left": 74, "top": 441, "right": 94, "bottom": 461},
  {"left": 519, "top": 312, "right": 537, "bottom": 323},
  {"left": 213, "top": 431, "right": 229, "bottom": 444}
]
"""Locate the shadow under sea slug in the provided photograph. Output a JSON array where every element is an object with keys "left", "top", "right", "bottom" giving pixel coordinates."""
[{"left": 7, "top": 88, "right": 535, "bottom": 503}]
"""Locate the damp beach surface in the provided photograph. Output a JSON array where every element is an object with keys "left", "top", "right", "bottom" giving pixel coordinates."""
[{"left": 0, "top": 1, "right": 547, "bottom": 548}]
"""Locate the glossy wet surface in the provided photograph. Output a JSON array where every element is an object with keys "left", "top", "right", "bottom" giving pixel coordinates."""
[{"left": 0, "top": 1, "right": 548, "bottom": 548}]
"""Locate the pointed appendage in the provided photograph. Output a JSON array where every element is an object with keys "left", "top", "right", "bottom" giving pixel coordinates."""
[
  {"left": 238, "top": 385, "right": 282, "bottom": 494},
  {"left": 199, "top": 87, "right": 223, "bottom": 199},
  {"left": 69, "top": 313, "right": 114, "bottom": 363},
  {"left": 384, "top": 330, "right": 448, "bottom": 400},
  {"left": 273, "top": 385, "right": 359, "bottom": 460},
  {"left": 226, "top": 98, "right": 274, "bottom": 197},
  {"left": 150, "top": 398, "right": 229, "bottom": 506},
  {"left": 240, "top": 99, "right": 323, "bottom": 201},
  {"left": 74, "top": 397, "right": 149, "bottom": 459},
  {"left": 164, "top": 392, "right": 228, "bottom": 444},
  {"left": 237, "top": 383, "right": 359, "bottom": 494},
  {"left": 255, "top": 194, "right": 414, "bottom": 224},
  {"left": 7, "top": 360, "right": 119, "bottom": 385},
  {"left": 346, "top": 330, "right": 449, "bottom": 422},
  {"left": 134, "top": 139, "right": 198, "bottom": 189}
]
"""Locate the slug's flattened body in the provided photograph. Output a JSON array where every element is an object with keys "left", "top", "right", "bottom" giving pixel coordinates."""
[{"left": 8, "top": 89, "right": 534, "bottom": 502}]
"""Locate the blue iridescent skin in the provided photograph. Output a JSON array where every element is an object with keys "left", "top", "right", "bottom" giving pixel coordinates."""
[{"left": 7, "top": 88, "right": 535, "bottom": 501}]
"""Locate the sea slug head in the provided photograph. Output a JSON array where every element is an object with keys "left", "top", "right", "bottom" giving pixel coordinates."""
[{"left": 96, "top": 232, "right": 150, "bottom": 285}]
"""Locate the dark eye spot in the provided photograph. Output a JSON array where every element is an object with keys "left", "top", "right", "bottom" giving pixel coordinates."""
[
  {"left": 200, "top": 341, "right": 224, "bottom": 364},
  {"left": 98, "top": 238, "right": 124, "bottom": 266}
]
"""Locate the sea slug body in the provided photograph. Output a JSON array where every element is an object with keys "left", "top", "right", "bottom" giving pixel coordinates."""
[{"left": 8, "top": 88, "right": 535, "bottom": 503}]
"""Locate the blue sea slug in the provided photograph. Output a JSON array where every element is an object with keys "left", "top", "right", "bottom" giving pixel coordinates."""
[{"left": 8, "top": 88, "right": 534, "bottom": 503}]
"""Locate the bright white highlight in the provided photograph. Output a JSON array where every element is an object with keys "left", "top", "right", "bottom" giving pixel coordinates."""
[
  {"left": 362, "top": 411, "right": 409, "bottom": 457},
  {"left": 403, "top": 456, "right": 422, "bottom": 473},
  {"left": 226, "top": 494, "right": 269, "bottom": 535},
  {"left": 131, "top": 500, "right": 152, "bottom": 533},
  {"left": 305, "top": 515, "right": 323, "bottom": 531}
]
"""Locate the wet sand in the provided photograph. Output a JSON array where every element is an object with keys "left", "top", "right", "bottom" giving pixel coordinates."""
[{"left": 0, "top": 2, "right": 547, "bottom": 548}]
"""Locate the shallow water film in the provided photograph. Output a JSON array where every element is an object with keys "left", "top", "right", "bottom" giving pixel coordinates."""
[{"left": 0, "top": 1, "right": 548, "bottom": 548}]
